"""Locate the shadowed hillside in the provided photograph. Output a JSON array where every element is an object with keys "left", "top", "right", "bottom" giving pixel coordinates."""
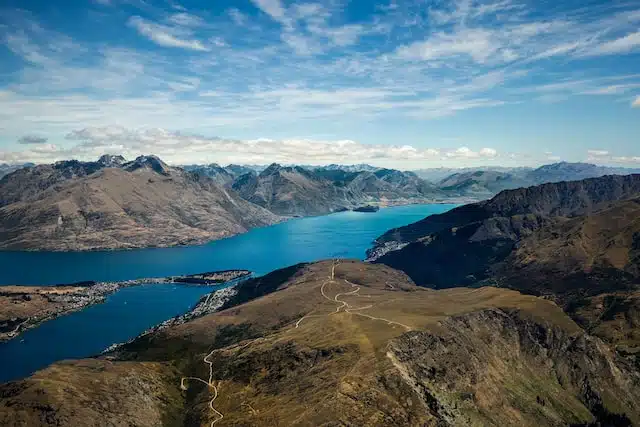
[{"left": 370, "top": 174, "right": 640, "bottom": 368}]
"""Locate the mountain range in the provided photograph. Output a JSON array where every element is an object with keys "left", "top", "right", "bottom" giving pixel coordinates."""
[
  {"left": 0, "top": 157, "right": 446, "bottom": 250},
  {"left": 2, "top": 157, "right": 640, "bottom": 252},
  {"left": 232, "top": 164, "right": 444, "bottom": 216},
  {"left": 427, "top": 162, "right": 640, "bottom": 198},
  {"left": 413, "top": 166, "right": 531, "bottom": 183},
  {"left": 369, "top": 173, "right": 640, "bottom": 370},
  {"left": 0, "top": 155, "right": 280, "bottom": 251},
  {"left": 0, "top": 163, "right": 34, "bottom": 179},
  {"left": 1, "top": 173, "right": 640, "bottom": 425}
]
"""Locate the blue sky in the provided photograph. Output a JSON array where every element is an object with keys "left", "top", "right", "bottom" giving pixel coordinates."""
[{"left": 0, "top": 0, "right": 639, "bottom": 168}]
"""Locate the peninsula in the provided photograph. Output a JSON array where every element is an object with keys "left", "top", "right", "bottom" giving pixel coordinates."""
[{"left": 0, "top": 270, "right": 251, "bottom": 342}]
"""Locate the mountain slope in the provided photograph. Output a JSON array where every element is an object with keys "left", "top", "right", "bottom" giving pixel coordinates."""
[
  {"left": 414, "top": 166, "right": 531, "bottom": 183},
  {"left": 0, "top": 163, "right": 33, "bottom": 180},
  {"left": 370, "top": 174, "right": 640, "bottom": 365},
  {"left": 437, "top": 170, "right": 531, "bottom": 197},
  {"left": 232, "top": 163, "right": 364, "bottom": 216},
  {"left": 0, "top": 156, "right": 280, "bottom": 251},
  {"left": 232, "top": 163, "right": 444, "bottom": 216},
  {"left": 432, "top": 162, "right": 640, "bottom": 198},
  {"left": 181, "top": 163, "right": 237, "bottom": 187},
  {"left": 373, "top": 173, "right": 640, "bottom": 249},
  {"left": 1, "top": 260, "right": 638, "bottom": 426}
]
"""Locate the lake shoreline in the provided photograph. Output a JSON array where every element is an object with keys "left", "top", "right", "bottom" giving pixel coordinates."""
[
  {"left": 0, "top": 270, "right": 251, "bottom": 342},
  {"left": 0, "top": 198, "right": 475, "bottom": 254},
  {"left": 0, "top": 203, "right": 457, "bottom": 384}
]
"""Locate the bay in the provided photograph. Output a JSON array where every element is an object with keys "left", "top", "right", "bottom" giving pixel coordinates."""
[{"left": 0, "top": 204, "right": 455, "bottom": 383}]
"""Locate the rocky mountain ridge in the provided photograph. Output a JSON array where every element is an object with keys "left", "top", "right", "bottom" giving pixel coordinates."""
[
  {"left": 0, "top": 155, "right": 280, "bottom": 251},
  {"left": 231, "top": 163, "right": 444, "bottom": 216},
  {"left": 369, "top": 173, "right": 640, "bottom": 369},
  {"left": 0, "top": 156, "right": 448, "bottom": 250},
  {"left": 429, "top": 162, "right": 640, "bottom": 198}
]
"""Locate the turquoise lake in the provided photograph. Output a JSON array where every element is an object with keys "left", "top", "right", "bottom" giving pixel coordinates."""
[{"left": 0, "top": 204, "right": 455, "bottom": 383}]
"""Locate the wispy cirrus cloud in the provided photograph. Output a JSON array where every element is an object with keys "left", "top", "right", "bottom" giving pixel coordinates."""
[
  {"left": 127, "top": 15, "right": 209, "bottom": 51},
  {"left": 583, "top": 31, "right": 640, "bottom": 57},
  {"left": 1, "top": 0, "right": 639, "bottom": 166}
]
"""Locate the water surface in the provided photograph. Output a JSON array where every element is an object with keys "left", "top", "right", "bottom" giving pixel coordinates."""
[
  {"left": 0, "top": 284, "right": 218, "bottom": 383},
  {"left": 0, "top": 204, "right": 455, "bottom": 383}
]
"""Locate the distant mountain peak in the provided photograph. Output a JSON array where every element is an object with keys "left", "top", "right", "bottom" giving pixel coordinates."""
[
  {"left": 98, "top": 154, "right": 126, "bottom": 167},
  {"left": 124, "top": 155, "right": 171, "bottom": 176},
  {"left": 261, "top": 163, "right": 283, "bottom": 176}
]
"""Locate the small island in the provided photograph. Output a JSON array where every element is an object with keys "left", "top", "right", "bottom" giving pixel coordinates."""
[
  {"left": 353, "top": 205, "right": 380, "bottom": 213},
  {"left": 0, "top": 270, "right": 251, "bottom": 342}
]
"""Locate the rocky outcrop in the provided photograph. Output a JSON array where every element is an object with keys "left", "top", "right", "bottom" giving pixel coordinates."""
[
  {"left": 182, "top": 163, "right": 238, "bottom": 187},
  {"left": 388, "top": 308, "right": 640, "bottom": 426}
]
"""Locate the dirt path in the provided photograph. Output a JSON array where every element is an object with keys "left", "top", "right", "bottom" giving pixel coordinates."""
[
  {"left": 298, "top": 260, "right": 412, "bottom": 330},
  {"left": 184, "top": 260, "right": 411, "bottom": 425},
  {"left": 180, "top": 348, "right": 224, "bottom": 426}
]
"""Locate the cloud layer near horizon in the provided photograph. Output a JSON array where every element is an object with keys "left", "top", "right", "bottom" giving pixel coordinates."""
[{"left": 1, "top": 126, "right": 501, "bottom": 167}]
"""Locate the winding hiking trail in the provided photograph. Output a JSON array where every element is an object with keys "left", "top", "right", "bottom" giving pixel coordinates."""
[
  {"left": 180, "top": 349, "right": 224, "bottom": 426},
  {"left": 299, "top": 260, "right": 412, "bottom": 331},
  {"left": 183, "top": 260, "right": 410, "bottom": 425},
  {"left": 8, "top": 318, "right": 30, "bottom": 337},
  {"left": 180, "top": 337, "right": 264, "bottom": 426}
]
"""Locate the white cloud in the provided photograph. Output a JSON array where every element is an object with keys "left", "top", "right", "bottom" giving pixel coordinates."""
[
  {"left": 396, "top": 29, "right": 497, "bottom": 63},
  {"left": 587, "top": 150, "right": 609, "bottom": 157},
  {"left": 444, "top": 146, "right": 498, "bottom": 159},
  {"left": 167, "top": 12, "right": 205, "bottom": 27},
  {"left": 580, "top": 83, "right": 640, "bottom": 95},
  {"left": 611, "top": 156, "right": 640, "bottom": 164},
  {"left": 633, "top": 96, "right": 640, "bottom": 107},
  {"left": 585, "top": 31, "right": 640, "bottom": 56},
  {"left": 584, "top": 149, "right": 640, "bottom": 165},
  {"left": 0, "top": 126, "right": 504, "bottom": 168},
  {"left": 128, "top": 16, "right": 209, "bottom": 51},
  {"left": 228, "top": 8, "right": 247, "bottom": 26},
  {"left": 2, "top": 0, "right": 640, "bottom": 159},
  {"left": 250, "top": 0, "right": 288, "bottom": 24}
]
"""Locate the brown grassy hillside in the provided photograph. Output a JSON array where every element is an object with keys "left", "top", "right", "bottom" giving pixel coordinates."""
[{"left": 2, "top": 260, "right": 637, "bottom": 426}]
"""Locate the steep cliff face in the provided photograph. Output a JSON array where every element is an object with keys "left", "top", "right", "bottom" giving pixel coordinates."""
[{"left": 388, "top": 308, "right": 640, "bottom": 426}]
